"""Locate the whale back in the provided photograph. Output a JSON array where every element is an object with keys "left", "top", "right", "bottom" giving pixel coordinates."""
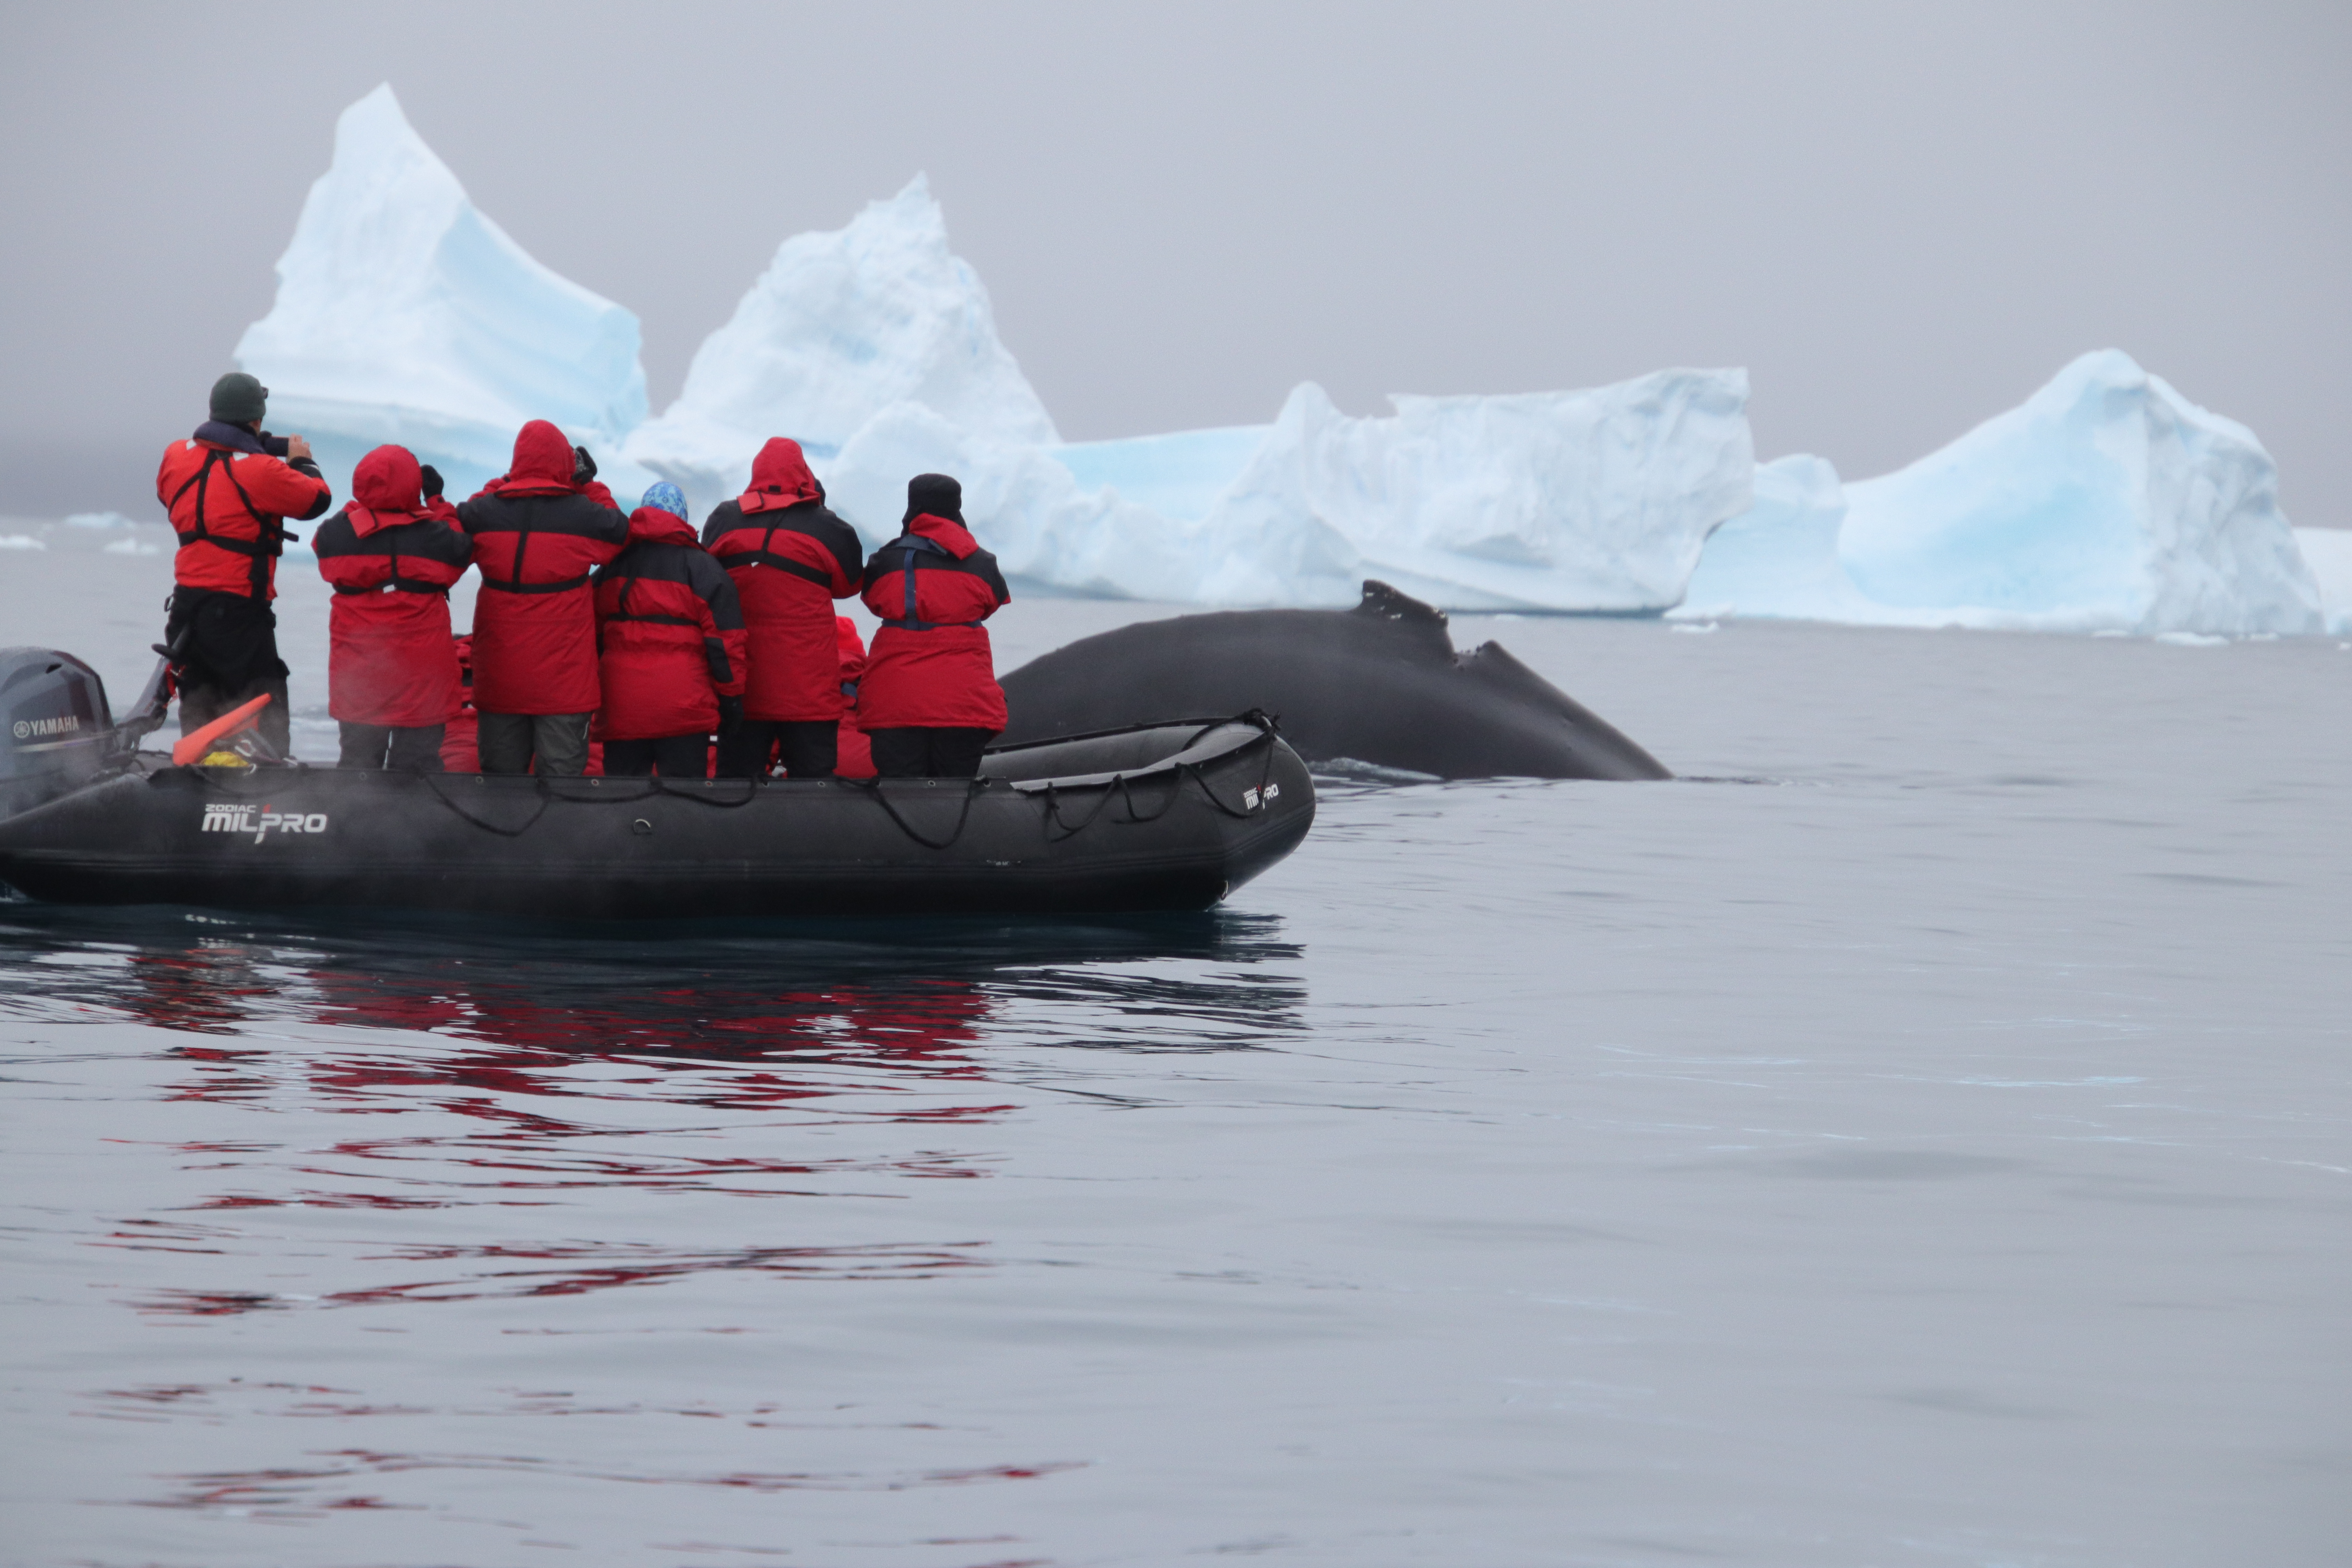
[{"left": 997, "top": 583, "right": 1670, "bottom": 780}]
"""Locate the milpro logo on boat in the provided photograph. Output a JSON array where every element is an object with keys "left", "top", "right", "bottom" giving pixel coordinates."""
[
  {"left": 11, "top": 715, "right": 80, "bottom": 740},
  {"left": 202, "top": 804, "right": 330, "bottom": 844},
  {"left": 1241, "top": 782, "right": 1281, "bottom": 811}
]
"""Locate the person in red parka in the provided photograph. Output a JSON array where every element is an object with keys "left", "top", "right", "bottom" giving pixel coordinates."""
[
  {"left": 155, "top": 372, "right": 334, "bottom": 759},
  {"left": 310, "top": 445, "right": 470, "bottom": 771},
  {"left": 455, "top": 420, "right": 630, "bottom": 776},
  {"left": 591, "top": 483, "right": 749, "bottom": 778},
  {"left": 833, "top": 615, "right": 877, "bottom": 779},
  {"left": 856, "top": 474, "right": 1011, "bottom": 779},
  {"left": 700, "top": 437, "right": 864, "bottom": 779},
  {"left": 440, "top": 635, "right": 481, "bottom": 774}
]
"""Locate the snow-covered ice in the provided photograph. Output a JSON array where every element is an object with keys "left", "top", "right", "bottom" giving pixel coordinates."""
[
  {"left": 234, "top": 85, "right": 649, "bottom": 505},
  {"left": 624, "top": 177, "right": 1059, "bottom": 519},
  {"left": 1682, "top": 352, "right": 2325, "bottom": 636}
]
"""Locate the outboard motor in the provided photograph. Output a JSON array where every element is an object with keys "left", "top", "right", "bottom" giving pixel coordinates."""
[{"left": 0, "top": 648, "right": 115, "bottom": 819}]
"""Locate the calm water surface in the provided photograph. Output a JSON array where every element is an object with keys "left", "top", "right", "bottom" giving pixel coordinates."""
[{"left": 2, "top": 568, "right": 2348, "bottom": 1565}]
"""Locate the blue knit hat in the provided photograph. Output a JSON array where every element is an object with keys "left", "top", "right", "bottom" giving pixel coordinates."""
[{"left": 640, "top": 482, "right": 688, "bottom": 521}]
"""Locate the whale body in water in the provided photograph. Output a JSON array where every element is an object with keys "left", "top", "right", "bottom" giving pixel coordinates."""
[{"left": 998, "top": 582, "right": 1671, "bottom": 780}]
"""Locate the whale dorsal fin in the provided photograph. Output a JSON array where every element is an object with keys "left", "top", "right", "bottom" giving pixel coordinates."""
[{"left": 1353, "top": 579, "right": 1447, "bottom": 629}]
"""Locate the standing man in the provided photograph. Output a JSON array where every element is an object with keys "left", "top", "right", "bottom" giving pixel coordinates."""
[
  {"left": 456, "top": 420, "right": 630, "bottom": 776},
  {"left": 591, "top": 483, "right": 748, "bottom": 778},
  {"left": 701, "top": 437, "right": 864, "bottom": 779},
  {"left": 155, "top": 372, "right": 334, "bottom": 758},
  {"left": 311, "top": 445, "right": 470, "bottom": 771},
  {"left": 855, "top": 474, "right": 1011, "bottom": 779}
]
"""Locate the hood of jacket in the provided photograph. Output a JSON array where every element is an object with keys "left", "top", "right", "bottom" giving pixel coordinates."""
[
  {"left": 626, "top": 506, "right": 701, "bottom": 547},
  {"left": 484, "top": 419, "right": 579, "bottom": 497},
  {"left": 345, "top": 445, "right": 428, "bottom": 537},
  {"left": 739, "top": 437, "right": 823, "bottom": 514},
  {"left": 905, "top": 513, "right": 981, "bottom": 560}
]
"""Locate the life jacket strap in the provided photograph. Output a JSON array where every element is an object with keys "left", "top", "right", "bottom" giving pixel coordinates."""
[{"left": 482, "top": 573, "right": 592, "bottom": 595}]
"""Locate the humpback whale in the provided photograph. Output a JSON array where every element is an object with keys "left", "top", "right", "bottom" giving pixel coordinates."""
[{"left": 999, "top": 583, "right": 1671, "bottom": 781}]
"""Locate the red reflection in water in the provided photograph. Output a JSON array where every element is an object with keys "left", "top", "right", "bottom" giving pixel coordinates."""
[
  {"left": 129, "top": 1240, "right": 991, "bottom": 1316},
  {"left": 139, "top": 1449, "right": 1084, "bottom": 1515}
]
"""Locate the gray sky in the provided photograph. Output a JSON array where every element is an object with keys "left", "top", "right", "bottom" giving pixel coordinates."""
[{"left": 4, "top": 1, "right": 2347, "bottom": 523}]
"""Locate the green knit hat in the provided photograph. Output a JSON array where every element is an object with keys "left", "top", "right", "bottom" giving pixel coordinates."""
[{"left": 209, "top": 372, "right": 269, "bottom": 425}]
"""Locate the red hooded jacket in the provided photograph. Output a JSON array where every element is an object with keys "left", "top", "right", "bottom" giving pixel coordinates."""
[
  {"left": 699, "top": 438, "right": 864, "bottom": 722},
  {"left": 156, "top": 421, "right": 334, "bottom": 600},
  {"left": 455, "top": 421, "right": 629, "bottom": 715},
  {"left": 592, "top": 507, "right": 749, "bottom": 741},
  {"left": 440, "top": 635, "right": 480, "bottom": 772},
  {"left": 856, "top": 514, "right": 1011, "bottom": 730},
  {"left": 311, "top": 445, "right": 470, "bottom": 728},
  {"left": 834, "top": 616, "right": 876, "bottom": 778}
]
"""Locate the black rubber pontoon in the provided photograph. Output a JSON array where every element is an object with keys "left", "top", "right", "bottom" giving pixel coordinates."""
[{"left": 0, "top": 716, "right": 1314, "bottom": 917}]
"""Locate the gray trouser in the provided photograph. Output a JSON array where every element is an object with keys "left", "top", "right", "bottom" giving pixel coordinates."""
[
  {"left": 338, "top": 721, "right": 446, "bottom": 773},
  {"left": 476, "top": 711, "right": 592, "bottom": 777}
]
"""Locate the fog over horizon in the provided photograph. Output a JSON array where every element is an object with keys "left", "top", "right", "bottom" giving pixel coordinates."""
[{"left": 3, "top": 1, "right": 2347, "bottom": 524}]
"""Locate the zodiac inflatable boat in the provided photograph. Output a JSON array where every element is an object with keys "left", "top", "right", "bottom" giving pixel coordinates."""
[{"left": 0, "top": 648, "right": 1315, "bottom": 917}]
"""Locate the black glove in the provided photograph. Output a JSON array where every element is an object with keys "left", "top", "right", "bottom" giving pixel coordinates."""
[
  {"left": 419, "top": 464, "right": 444, "bottom": 499},
  {"left": 572, "top": 445, "right": 598, "bottom": 485},
  {"left": 717, "top": 695, "right": 745, "bottom": 733}
]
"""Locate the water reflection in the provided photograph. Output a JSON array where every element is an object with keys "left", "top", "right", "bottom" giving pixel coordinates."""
[
  {"left": 0, "top": 904, "right": 1304, "bottom": 1059},
  {"left": 0, "top": 904, "right": 1308, "bottom": 1329}
]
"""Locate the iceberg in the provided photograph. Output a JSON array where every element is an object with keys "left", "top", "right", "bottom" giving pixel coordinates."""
[
  {"left": 1684, "top": 352, "right": 2325, "bottom": 636},
  {"left": 238, "top": 90, "right": 2334, "bottom": 634},
  {"left": 234, "top": 84, "right": 649, "bottom": 504},
  {"left": 1050, "top": 426, "right": 1270, "bottom": 524},
  {"left": 1178, "top": 374, "right": 1752, "bottom": 610},
  {"left": 1677, "top": 454, "right": 1873, "bottom": 622},
  {"left": 2296, "top": 528, "right": 2352, "bottom": 635},
  {"left": 624, "top": 178, "right": 1059, "bottom": 518}
]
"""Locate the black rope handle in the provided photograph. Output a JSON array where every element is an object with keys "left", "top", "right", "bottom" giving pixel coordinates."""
[
  {"left": 1038, "top": 716, "right": 1283, "bottom": 837},
  {"left": 650, "top": 775, "right": 762, "bottom": 808},
  {"left": 1158, "top": 713, "right": 1283, "bottom": 820},
  {"left": 421, "top": 772, "right": 553, "bottom": 838},
  {"left": 846, "top": 777, "right": 982, "bottom": 850}
]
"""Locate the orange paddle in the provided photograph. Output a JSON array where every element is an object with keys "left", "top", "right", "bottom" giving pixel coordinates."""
[{"left": 171, "top": 693, "right": 273, "bottom": 767}]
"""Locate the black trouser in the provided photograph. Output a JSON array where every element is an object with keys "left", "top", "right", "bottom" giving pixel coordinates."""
[
  {"left": 338, "top": 721, "right": 446, "bottom": 772},
  {"left": 603, "top": 733, "right": 710, "bottom": 777},
  {"left": 476, "top": 711, "right": 593, "bottom": 777},
  {"left": 868, "top": 727, "right": 994, "bottom": 779},
  {"left": 717, "top": 719, "right": 837, "bottom": 780},
  {"left": 169, "top": 587, "right": 292, "bottom": 759}
]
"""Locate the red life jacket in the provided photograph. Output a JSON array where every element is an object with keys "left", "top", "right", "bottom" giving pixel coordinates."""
[
  {"left": 700, "top": 438, "right": 864, "bottom": 723},
  {"left": 592, "top": 508, "right": 750, "bottom": 741},
  {"left": 312, "top": 445, "right": 470, "bottom": 727},
  {"left": 856, "top": 513, "right": 1011, "bottom": 731},
  {"left": 156, "top": 422, "right": 333, "bottom": 600},
  {"left": 455, "top": 420, "right": 630, "bottom": 715}
]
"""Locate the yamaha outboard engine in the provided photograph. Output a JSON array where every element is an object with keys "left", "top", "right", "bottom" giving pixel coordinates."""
[{"left": 0, "top": 648, "right": 115, "bottom": 819}]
